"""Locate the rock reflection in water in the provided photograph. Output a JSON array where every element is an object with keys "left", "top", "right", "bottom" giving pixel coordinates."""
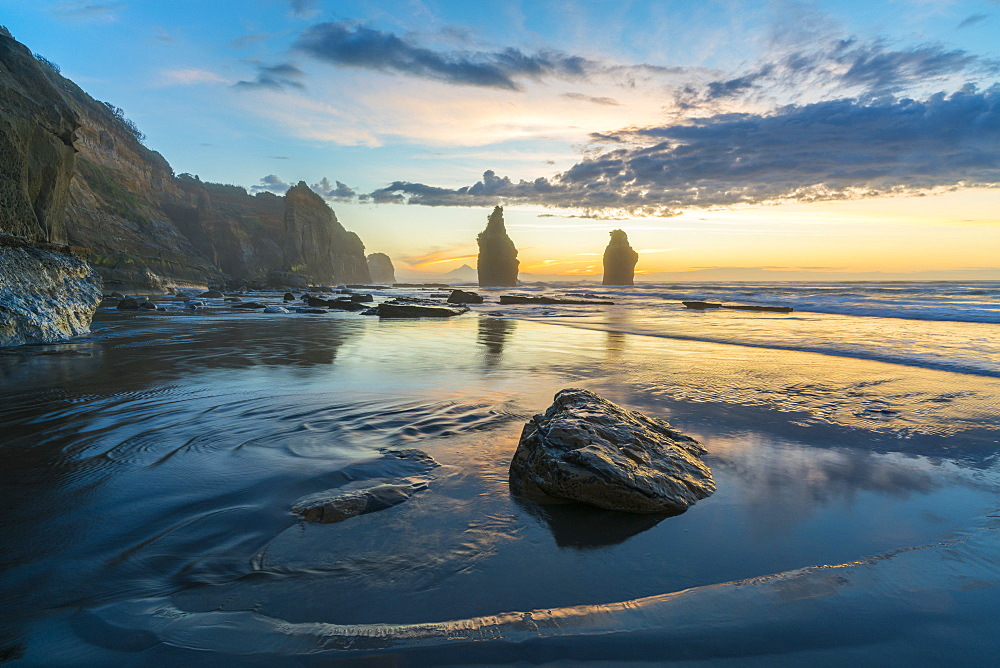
[
  {"left": 511, "top": 484, "right": 680, "bottom": 548},
  {"left": 477, "top": 317, "right": 516, "bottom": 368}
]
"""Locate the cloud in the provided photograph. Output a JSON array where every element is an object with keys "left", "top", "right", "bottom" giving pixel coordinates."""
[
  {"left": 153, "top": 26, "right": 175, "bottom": 44},
  {"left": 310, "top": 177, "right": 359, "bottom": 201},
  {"left": 249, "top": 174, "right": 291, "bottom": 194},
  {"left": 234, "top": 63, "right": 306, "bottom": 91},
  {"left": 293, "top": 21, "right": 623, "bottom": 90},
  {"left": 367, "top": 86, "right": 1000, "bottom": 215},
  {"left": 562, "top": 92, "right": 621, "bottom": 106},
  {"left": 289, "top": 0, "right": 319, "bottom": 18},
  {"left": 678, "top": 36, "right": 993, "bottom": 109},
  {"left": 958, "top": 14, "right": 990, "bottom": 29},
  {"left": 52, "top": 1, "right": 124, "bottom": 22},
  {"left": 157, "top": 69, "right": 228, "bottom": 86}
]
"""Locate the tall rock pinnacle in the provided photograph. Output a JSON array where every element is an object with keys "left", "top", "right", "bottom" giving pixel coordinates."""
[
  {"left": 602, "top": 229, "right": 639, "bottom": 285},
  {"left": 476, "top": 206, "right": 519, "bottom": 287}
]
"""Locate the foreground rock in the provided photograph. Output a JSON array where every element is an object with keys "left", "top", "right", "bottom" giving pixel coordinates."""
[
  {"left": 448, "top": 289, "right": 484, "bottom": 304},
  {"left": 509, "top": 389, "right": 715, "bottom": 513},
  {"left": 477, "top": 206, "right": 519, "bottom": 287},
  {"left": 366, "top": 252, "right": 396, "bottom": 283},
  {"left": 376, "top": 301, "right": 468, "bottom": 318},
  {"left": 292, "top": 479, "right": 429, "bottom": 523},
  {"left": 602, "top": 229, "right": 639, "bottom": 286},
  {"left": 0, "top": 239, "right": 102, "bottom": 346},
  {"left": 291, "top": 448, "right": 438, "bottom": 523},
  {"left": 499, "top": 295, "right": 614, "bottom": 305}
]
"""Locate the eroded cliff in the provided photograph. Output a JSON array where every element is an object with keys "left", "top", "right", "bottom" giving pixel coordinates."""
[
  {"left": 367, "top": 253, "right": 396, "bottom": 283},
  {"left": 0, "top": 32, "right": 78, "bottom": 243}
]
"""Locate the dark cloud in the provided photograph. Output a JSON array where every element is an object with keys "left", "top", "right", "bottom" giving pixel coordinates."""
[
  {"left": 681, "top": 38, "right": 992, "bottom": 107},
  {"left": 290, "top": 0, "right": 318, "bottom": 18},
  {"left": 958, "top": 14, "right": 990, "bottom": 29},
  {"left": 249, "top": 174, "right": 291, "bottom": 194},
  {"left": 293, "top": 22, "right": 621, "bottom": 90},
  {"left": 234, "top": 63, "right": 305, "bottom": 91},
  {"left": 367, "top": 87, "right": 1000, "bottom": 215},
  {"left": 562, "top": 92, "right": 621, "bottom": 106},
  {"left": 311, "top": 177, "right": 357, "bottom": 201}
]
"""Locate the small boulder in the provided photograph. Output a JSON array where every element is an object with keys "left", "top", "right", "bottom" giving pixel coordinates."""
[
  {"left": 509, "top": 389, "right": 715, "bottom": 513},
  {"left": 231, "top": 302, "right": 267, "bottom": 309},
  {"left": 116, "top": 298, "right": 140, "bottom": 310},
  {"left": 137, "top": 301, "right": 157, "bottom": 310},
  {"left": 110, "top": 291, "right": 126, "bottom": 299},
  {"left": 283, "top": 292, "right": 295, "bottom": 301},
  {"left": 200, "top": 290, "right": 224, "bottom": 298},
  {"left": 224, "top": 296, "right": 242, "bottom": 303},
  {"left": 264, "top": 305, "right": 290, "bottom": 313},
  {"left": 447, "top": 289, "right": 484, "bottom": 304}
]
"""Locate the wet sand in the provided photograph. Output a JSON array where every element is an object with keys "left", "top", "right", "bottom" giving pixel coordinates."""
[{"left": 1, "top": 305, "right": 998, "bottom": 664}]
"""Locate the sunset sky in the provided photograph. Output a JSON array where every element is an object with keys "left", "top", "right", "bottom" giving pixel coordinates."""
[{"left": 2, "top": 0, "right": 998, "bottom": 279}]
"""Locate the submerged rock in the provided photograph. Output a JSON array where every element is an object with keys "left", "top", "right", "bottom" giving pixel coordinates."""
[
  {"left": 291, "top": 448, "right": 439, "bottom": 523},
  {"left": 509, "top": 388, "right": 715, "bottom": 513},
  {"left": 477, "top": 206, "right": 518, "bottom": 287},
  {"left": 366, "top": 252, "right": 396, "bottom": 283},
  {"left": 448, "top": 289, "right": 484, "bottom": 304},
  {"left": 291, "top": 479, "right": 429, "bottom": 524},
  {"left": 602, "top": 229, "right": 639, "bottom": 286},
  {"left": 263, "top": 305, "right": 289, "bottom": 313}
]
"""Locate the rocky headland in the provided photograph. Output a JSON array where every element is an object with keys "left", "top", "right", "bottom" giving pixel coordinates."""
[
  {"left": 0, "top": 30, "right": 384, "bottom": 294},
  {"left": 477, "top": 206, "right": 519, "bottom": 287},
  {"left": 602, "top": 229, "right": 639, "bottom": 286}
]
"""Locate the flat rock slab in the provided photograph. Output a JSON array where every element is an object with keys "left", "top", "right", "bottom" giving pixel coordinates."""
[
  {"left": 291, "top": 478, "right": 429, "bottom": 523},
  {"left": 291, "top": 448, "right": 439, "bottom": 523},
  {"left": 509, "top": 388, "right": 715, "bottom": 513},
  {"left": 499, "top": 295, "right": 614, "bottom": 305},
  {"left": 377, "top": 302, "right": 468, "bottom": 318}
]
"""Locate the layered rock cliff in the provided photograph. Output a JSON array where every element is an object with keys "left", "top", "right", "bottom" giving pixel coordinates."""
[
  {"left": 0, "top": 31, "right": 374, "bottom": 292},
  {"left": 477, "top": 206, "right": 519, "bottom": 287},
  {"left": 602, "top": 229, "right": 639, "bottom": 286},
  {"left": 284, "top": 182, "right": 371, "bottom": 285},
  {"left": 0, "top": 32, "right": 78, "bottom": 243},
  {"left": 367, "top": 253, "right": 396, "bottom": 283}
]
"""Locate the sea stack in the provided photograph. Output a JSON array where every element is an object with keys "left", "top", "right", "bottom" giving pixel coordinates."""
[
  {"left": 367, "top": 253, "right": 396, "bottom": 283},
  {"left": 602, "top": 229, "right": 639, "bottom": 286},
  {"left": 477, "top": 206, "right": 518, "bottom": 287}
]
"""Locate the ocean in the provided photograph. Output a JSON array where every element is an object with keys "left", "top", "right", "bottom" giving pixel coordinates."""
[{"left": 1, "top": 281, "right": 998, "bottom": 664}]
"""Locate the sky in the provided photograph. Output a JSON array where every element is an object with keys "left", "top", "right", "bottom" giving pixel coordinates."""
[{"left": 2, "top": 0, "right": 999, "bottom": 279}]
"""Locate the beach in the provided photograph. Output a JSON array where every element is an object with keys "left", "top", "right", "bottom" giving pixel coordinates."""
[{"left": 1, "top": 282, "right": 998, "bottom": 664}]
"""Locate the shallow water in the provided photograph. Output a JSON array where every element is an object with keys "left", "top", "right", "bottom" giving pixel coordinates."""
[{"left": 1, "top": 295, "right": 998, "bottom": 664}]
